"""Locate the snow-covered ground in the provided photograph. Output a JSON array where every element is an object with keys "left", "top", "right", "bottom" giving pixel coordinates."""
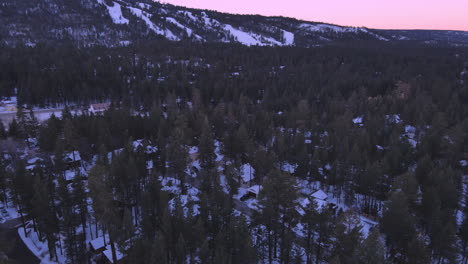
[
  {"left": 19, "top": 226, "right": 65, "bottom": 264},
  {"left": 96, "top": 0, "right": 129, "bottom": 25}
]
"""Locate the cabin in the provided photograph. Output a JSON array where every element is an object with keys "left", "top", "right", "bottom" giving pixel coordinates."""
[
  {"left": 102, "top": 242, "right": 127, "bottom": 264},
  {"left": 89, "top": 102, "right": 110, "bottom": 114},
  {"left": 51, "top": 151, "right": 82, "bottom": 170},
  {"left": 64, "top": 151, "right": 82, "bottom": 169},
  {"left": 89, "top": 236, "right": 108, "bottom": 253},
  {"left": 245, "top": 185, "right": 262, "bottom": 199}
]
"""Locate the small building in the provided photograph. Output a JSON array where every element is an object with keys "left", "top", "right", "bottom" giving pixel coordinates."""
[
  {"left": 102, "top": 244, "right": 125, "bottom": 264},
  {"left": 64, "top": 151, "right": 82, "bottom": 169},
  {"left": 89, "top": 236, "right": 109, "bottom": 253},
  {"left": 89, "top": 102, "right": 110, "bottom": 114},
  {"left": 51, "top": 151, "right": 82, "bottom": 170},
  {"left": 246, "top": 185, "right": 262, "bottom": 199},
  {"left": 311, "top": 190, "right": 327, "bottom": 201}
]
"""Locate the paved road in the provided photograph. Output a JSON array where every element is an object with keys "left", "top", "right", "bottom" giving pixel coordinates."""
[
  {"left": 0, "top": 219, "right": 40, "bottom": 264},
  {"left": 0, "top": 108, "right": 63, "bottom": 127}
]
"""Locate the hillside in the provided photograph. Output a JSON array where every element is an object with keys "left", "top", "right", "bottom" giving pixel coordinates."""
[{"left": 1, "top": 0, "right": 468, "bottom": 47}]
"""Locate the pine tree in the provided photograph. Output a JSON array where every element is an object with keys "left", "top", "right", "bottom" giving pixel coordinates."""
[
  {"left": 0, "top": 121, "right": 6, "bottom": 139},
  {"left": 381, "top": 191, "right": 415, "bottom": 260},
  {"left": 256, "top": 170, "right": 298, "bottom": 264},
  {"left": 407, "top": 235, "right": 430, "bottom": 264},
  {"left": 198, "top": 118, "right": 216, "bottom": 170},
  {"left": 351, "top": 228, "right": 385, "bottom": 264},
  {"left": 332, "top": 210, "right": 363, "bottom": 264}
]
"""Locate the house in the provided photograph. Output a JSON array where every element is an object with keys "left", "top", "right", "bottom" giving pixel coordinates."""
[
  {"left": 102, "top": 243, "right": 126, "bottom": 264},
  {"left": 310, "top": 190, "right": 329, "bottom": 210},
  {"left": 246, "top": 185, "right": 262, "bottom": 199},
  {"left": 311, "top": 190, "right": 327, "bottom": 201},
  {"left": 51, "top": 151, "right": 82, "bottom": 170},
  {"left": 89, "top": 102, "right": 110, "bottom": 114},
  {"left": 89, "top": 236, "right": 109, "bottom": 253},
  {"left": 64, "top": 151, "right": 82, "bottom": 169}
]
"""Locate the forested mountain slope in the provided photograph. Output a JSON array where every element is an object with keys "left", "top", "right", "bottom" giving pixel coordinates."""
[{"left": 1, "top": 0, "right": 468, "bottom": 47}]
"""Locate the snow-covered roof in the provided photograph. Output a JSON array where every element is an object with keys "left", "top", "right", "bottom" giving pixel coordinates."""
[
  {"left": 311, "top": 190, "right": 327, "bottom": 201},
  {"left": 89, "top": 236, "right": 108, "bottom": 251},
  {"left": 65, "top": 151, "right": 81, "bottom": 162},
  {"left": 103, "top": 245, "right": 125, "bottom": 263},
  {"left": 247, "top": 185, "right": 262, "bottom": 195},
  {"left": 241, "top": 164, "right": 254, "bottom": 183}
]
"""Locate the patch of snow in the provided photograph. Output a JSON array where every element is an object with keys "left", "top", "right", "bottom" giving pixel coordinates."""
[
  {"left": 240, "top": 164, "right": 255, "bottom": 183},
  {"left": 281, "top": 30, "right": 294, "bottom": 45},
  {"left": 223, "top": 24, "right": 263, "bottom": 46},
  {"left": 166, "top": 17, "right": 203, "bottom": 40},
  {"left": 460, "top": 160, "right": 468, "bottom": 167},
  {"left": 189, "top": 146, "right": 199, "bottom": 154},
  {"left": 281, "top": 162, "right": 297, "bottom": 174},
  {"left": 385, "top": 114, "right": 401, "bottom": 124},
  {"left": 178, "top": 10, "right": 198, "bottom": 22},
  {"left": 214, "top": 141, "right": 224, "bottom": 162},
  {"left": 19, "top": 227, "right": 64, "bottom": 264},
  {"left": 405, "top": 125, "right": 416, "bottom": 134},
  {"left": 128, "top": 7, "right": 179, "bottom": 40},
  {"left": 352, "top": 116, "right": 363, "bottom": 125},
  {"left": 97, "top": 0, "right": 129, "bottom": 25}
]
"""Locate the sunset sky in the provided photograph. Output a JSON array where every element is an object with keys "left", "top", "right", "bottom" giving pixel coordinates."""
[{"left": 159, "top": 0, "right": 468, "bottom": 31}]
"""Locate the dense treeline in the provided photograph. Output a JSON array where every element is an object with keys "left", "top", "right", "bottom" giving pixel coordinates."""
[{"left": 0, "top": 42, "right": 467, "bottom": 264}]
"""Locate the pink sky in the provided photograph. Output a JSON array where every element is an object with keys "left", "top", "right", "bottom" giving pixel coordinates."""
[{"left": 160, "top": 0, "right": 468, "bottom": 31}]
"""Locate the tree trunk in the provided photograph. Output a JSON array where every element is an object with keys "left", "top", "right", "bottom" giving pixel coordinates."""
[
  {"left": 18, "top": 203, "right": 27, "bottom": 237},
  {"left": 108, "top": 230, "right": 118, "bottom": 264}
]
